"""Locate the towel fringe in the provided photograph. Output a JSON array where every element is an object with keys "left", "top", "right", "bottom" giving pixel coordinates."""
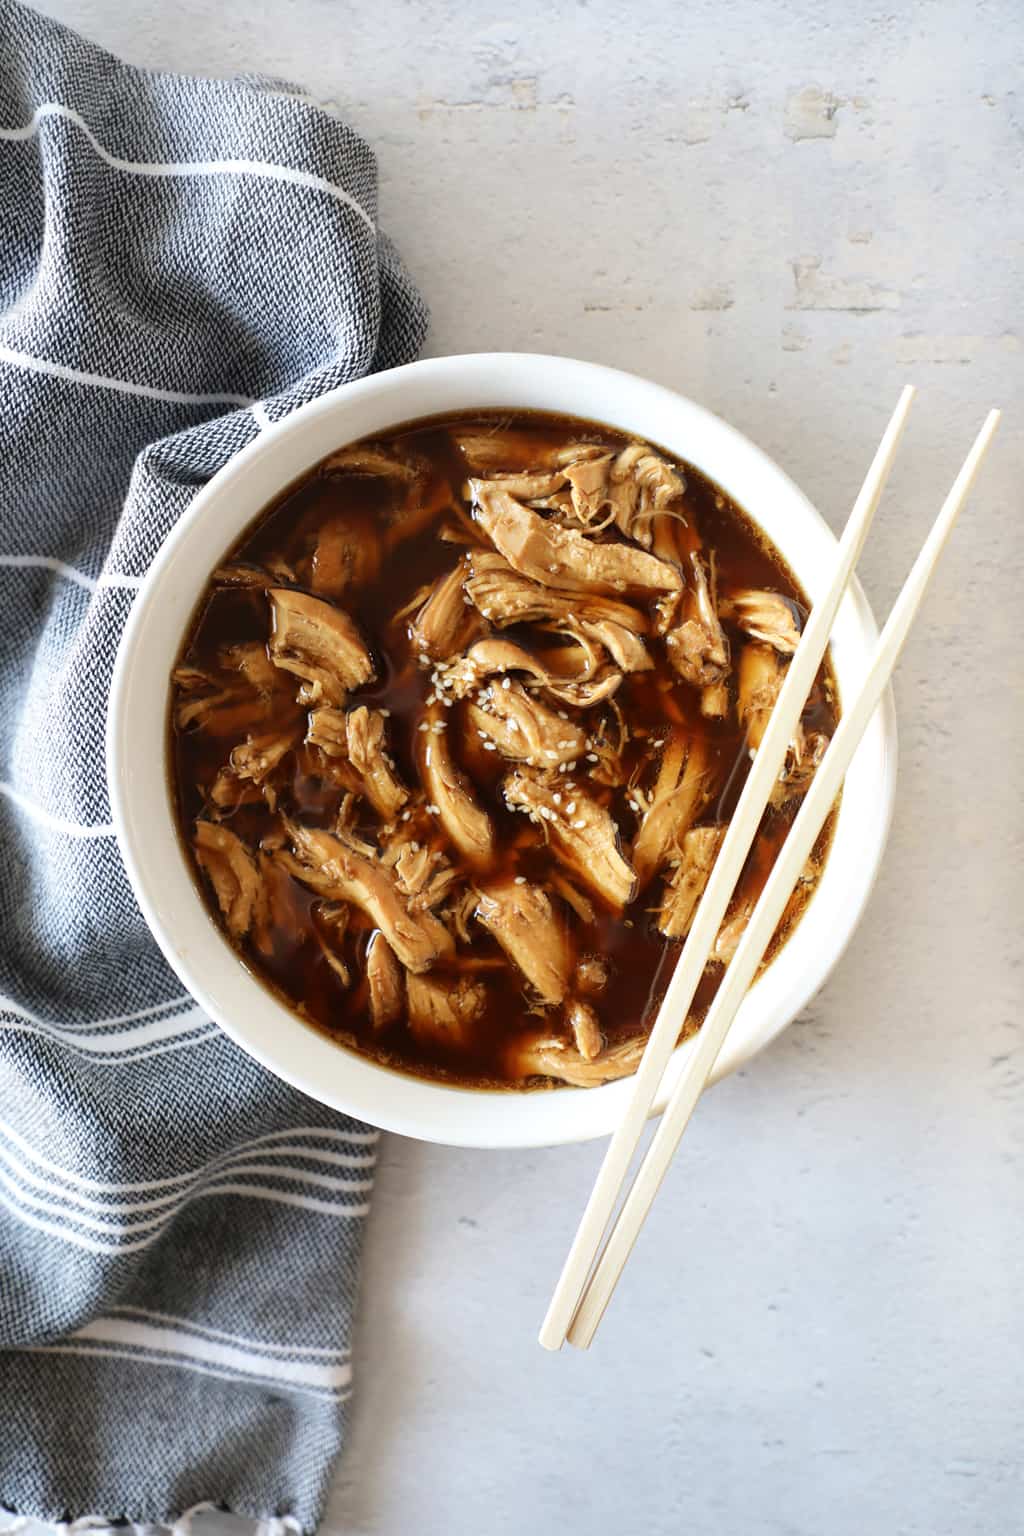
[{"left": 4, "top": 1511, "right": 302, "bottom": 1536}]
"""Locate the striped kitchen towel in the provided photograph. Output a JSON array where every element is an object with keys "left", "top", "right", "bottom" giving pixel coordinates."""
[{"left": 0, "top": 1, "right": 427, "bottom": 1528}]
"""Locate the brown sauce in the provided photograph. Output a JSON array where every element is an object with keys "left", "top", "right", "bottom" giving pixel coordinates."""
[{"left": 170, "top": 410, "right": 838, "bottom": 1090}]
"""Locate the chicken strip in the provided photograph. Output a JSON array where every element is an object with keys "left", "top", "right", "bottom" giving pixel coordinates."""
[
  {"left": 408, "top": 561, "right": 479, "bottom": 660},
  {"left": 344, "top": 706, "right": 409, "bottom": 821},
  {"left": 657, "top": 825, "right": 726, "bottom": 939},
  {"left": 268, "top": 589, "right": 375, "bottom": 706},
  {"left": 474, "top": 878, "right": 572, "bottom": 1004},
  {"left": 438, "top": 636, "right": 622, "bottom": 711},
  {"left": 566, "top": 999, "right": 603, "bottom": 1061},
  {"left": 406, "top": 972, "right": 487, "bottom": 1051},
  {"left": 467, "top": 680, "right": 586, "bottom": 767},
  {"left": 720, "top": 589, "right": 802, "bottom": 654},
  {"left": 465, "top": 551, "right": 648, "bottom": 634},
  {"left": 503, "top": 769, "right": 636, "bottom": 910},
  {"left": 367, "top": 933, "right": 404, "bottom": 1030},
  {"left": 631, "top": 735, "right": 712, "bottom": 890},
  {"left": 505, "top": 1031, "right": 646, "bottom": 1087},
  {"left": 417, "top": 703, "right": 495, "bottom": 864},
  {"left": 210, "top": 727, "right": 298, "bottom": 809},
  {"left": 470, "top": 483, "right": 682, "bottom": 597},
  {"left": 281, "top": 821, "right": 452, "bottom": 972},
  {"left": 666, "top": 551, "right": 730, "bottom": 692},
  {"left": 193, "top": 821, "right": 261, "bottom": 938}
]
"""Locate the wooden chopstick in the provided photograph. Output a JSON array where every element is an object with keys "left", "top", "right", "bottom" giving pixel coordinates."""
[
  {"left": 538, "top": 387, "right": 917, "bottom": 1352},
  {"left": 567, "top": 407, "right": 1001, "bottom": 1350}
]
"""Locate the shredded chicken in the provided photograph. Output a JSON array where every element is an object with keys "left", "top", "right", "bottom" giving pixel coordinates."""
[
  {"left": 465, "top": 550, "right": 648, "bottom": 634},
  {"left": 551, "top": 873, "right": 596, "bottom": 925},
  {"left": 474, "top": 878, "right": 571, "bottom": 1004},
  {"left": 451, "top": 429, "right": 608, "bottom": 474},
  {"left": 506, "top": 1031, "right": 646, "bottom": 1086},
  {"left": 210, "top": 727, "right": 298, "bottom": 809},
  {"left": 281, "top": 820, "right": 452, "bottom": 972},
  {"left": 268, "top": 589, "right": 375, "bottom": 706},
  {"left": 344, "top": 706, "right": 409, "bottom": 821},
  {"left": 721, "top": 589, "right": 802, "bottom": 654},
  {"left": 566, "top": 999, "right": 603, "bottom": 1060},
  {"left": 438, "top": 636, "right": 622, "bottom": 711},
  {"left": 631, "top": 735, "right": 712, "bottom": 890},
  {"left": 581, "top": 617, "right": 653, "bottom": 673},
  {"left": 315, "top": 903, "right": 352, "bottom": 987},
  {"left": 408, "top": 561, "right": 479, "bottom": 660},
  {"left": 323, "top": 443, "right": 422, "bottom": 481},
  {"left": 193, "top": 821, "right": 261, "bottom": 938},
  {"left": 666, "top": 551, "right": 730, "bottom": 690},
  {"left": 467, "top": 680, "right": 586, "bottom": 767},
  {"left": 657, "top": 825, "right": 726, "bottom": 939},
  {"left": 221, "top": 643, "right": 281, "bottom": 697},
  {"left": 470, "top": 483, "right": 682, "bottom": 597},
  {"left": 737, "top": 641, "right": 781, "bottom": 752},
  {"left": 406, "top": 972, "right": 487, "bottom": 1050},
  {"left": 366, "top": 933, "right": 404, "bottom": 1030},
  {"left": 310, "top": 514, "right": 381, "bottom": 598},
  {"left": 503, "top": 769, "right": 636, "bottom": 910},
  {"left": 417, "top": 704, "right": 495, "bottom": 864}
]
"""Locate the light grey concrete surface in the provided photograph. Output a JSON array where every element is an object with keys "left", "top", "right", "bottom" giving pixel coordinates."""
[{"left": 19, "top": 1, "right": 1024, "bottom": 1532}]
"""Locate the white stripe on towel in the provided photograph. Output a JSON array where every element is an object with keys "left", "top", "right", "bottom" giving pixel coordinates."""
[
  {"left": 0, "top": 103, "right": 376, "bottom": 231},
  {"left": 0, "top": 1144, "right": 375, "bottom": 1218},
  {"left": 0, "top": 1116, "right": 377, "bottom": 1195},
  {"left": 0, "top": 555, "right": 144, "bottom": 590},
  {"left": 0, "top": 343, "right": 255, "bottom": 407},
  {"left": 107, "top": 1305, "right": 351, "bottom": 1359},
  {"left": 62, "top": 1317, "right": 354, "bottom": 1391},
  {"left": 22, "top": 1340, "right": 353, "bottom": 1402},
  {"left": 0, "top": 781, "right": 115, "bottom": 837}
]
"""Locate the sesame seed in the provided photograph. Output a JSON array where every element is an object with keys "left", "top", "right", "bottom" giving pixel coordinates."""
[
  {"left": 401, "top": 810, "right": 411, "bottom": 821},
  {"left": 558, "top": 763, "right": 569, "bottom": 773},
  {"left": 379, "top": 708, "right": 391, "bottom": 717},
  {"left": 483, "top": 741, "right": 497, "bottom": 751},
  {"left": 628, "top": 799, "right": 640, "bottom": 812},
  {"left": 557, "top": 710, "right": 569, "bottom": 720},
  {"left": 425, "top": 693, "right": 437, "bottom": 705},
  {"left": 417, "top": 721, "right": 429, "bottom": 733},
  {"left": 427, "top": 804, "right": 441, "bottom": 815},
  {"left": 514, "top": 875, "right": 527, "bottom": 885},
  {"left": 501, "top": 677, "right": 511, "bottom": 690},
  {"left": 431, "top": 720, "right": 446, "bottom": 734},
  {"left": 651, "top": 738, "right": 665, "bottom": 748},
  {"left": 586, "top": 752, "right": 599, "bottom": 762},
  {"left": 566, "top": 801, "right": 577, "bottom": 814},
  {"left": 567, "top": 761, "right": 578, "bottom": 770},
  {"left": 624, "top": 918, "right": 635, "bottom": 928},
  {"left": 572, "top": 819, "right": 586, "bottom": 830},
  {"left": 477, "top": 730, "right": 488, "bottom": 740},
  {"left": 552, "top": 793, "right": 562, "bottom": 805},
  {"left": 548, "top": 563, "right": 558, "bottom": 573},
  {"left": 507, "top": 719, "right": 520, "bottom": 733}
]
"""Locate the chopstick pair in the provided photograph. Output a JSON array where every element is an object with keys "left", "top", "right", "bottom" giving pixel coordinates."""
[{"left": 540, "top": 390, "right": 1001, "bottom": 1353}]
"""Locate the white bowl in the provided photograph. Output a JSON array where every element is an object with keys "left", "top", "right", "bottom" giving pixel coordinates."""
[{"left": 108, "top": 353, "right": 897, "bottom": 1148}]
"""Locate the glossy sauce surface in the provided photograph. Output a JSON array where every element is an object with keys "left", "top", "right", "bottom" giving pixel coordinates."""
[{"left": 171, "top": 411, "right": 837, "bottom": 1089}]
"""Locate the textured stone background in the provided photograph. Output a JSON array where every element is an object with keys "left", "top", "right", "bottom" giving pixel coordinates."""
[{"left": 19, "top": 2, "right": 1024, "bottom": 1533}]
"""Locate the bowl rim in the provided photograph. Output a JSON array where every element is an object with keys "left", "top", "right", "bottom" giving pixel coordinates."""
[{"left": 107, "top": 351, "right": 898, "bottom": 1148}]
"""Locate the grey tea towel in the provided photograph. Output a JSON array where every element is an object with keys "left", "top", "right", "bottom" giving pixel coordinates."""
[{"left": 0, "top": 1, "right": 427, "bottom": 1526}]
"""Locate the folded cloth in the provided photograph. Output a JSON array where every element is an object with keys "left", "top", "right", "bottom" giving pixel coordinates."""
[{"left": 0, "top": 2, "right": 427, "bottom": 1527}]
